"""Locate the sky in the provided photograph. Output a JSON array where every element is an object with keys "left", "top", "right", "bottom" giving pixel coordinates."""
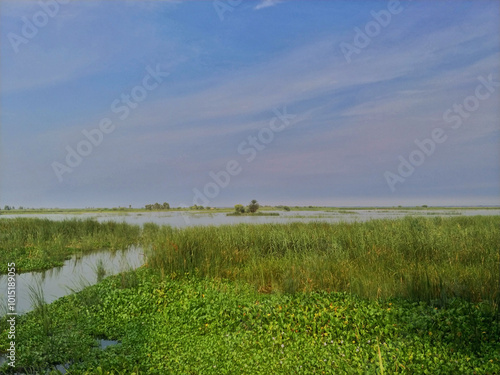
[{"left": 0, "top": 0, "right": 499, "bottom": 208}]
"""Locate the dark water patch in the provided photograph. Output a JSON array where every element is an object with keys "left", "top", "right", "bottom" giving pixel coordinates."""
[{"left": 99, "top": 339, "right": 120, "bottom": 350}]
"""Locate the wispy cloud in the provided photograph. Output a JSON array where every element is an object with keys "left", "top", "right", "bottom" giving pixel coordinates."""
[{"left": 254, "top": 0, "right": 283, "bottom": 11}]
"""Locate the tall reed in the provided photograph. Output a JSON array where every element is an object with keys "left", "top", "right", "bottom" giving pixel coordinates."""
[
  {"left": 144, "top": 216, "right": 500, "bottom": 308},
  {"left": 0, "top": 218, "right": 141, "bottom": 273},
  {"left": 28, "top": 280, "right": 52, "bottom": 336}
]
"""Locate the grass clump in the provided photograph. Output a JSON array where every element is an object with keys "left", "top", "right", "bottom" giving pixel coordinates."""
[
  {"left": 144, "top": 216, "right": 500, "bottom": 309},
  {"left": 0, "top": 218, "right": 141, "bottom": 273}
]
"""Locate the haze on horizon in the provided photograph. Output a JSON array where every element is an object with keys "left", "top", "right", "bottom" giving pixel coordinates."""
[{"left": 1, "top": 0, "right": 499, "bottom": 209}]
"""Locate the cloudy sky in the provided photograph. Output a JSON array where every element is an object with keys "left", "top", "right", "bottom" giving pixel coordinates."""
[{"left": 1, "top": 0, "right": 499, "bottom": 208}]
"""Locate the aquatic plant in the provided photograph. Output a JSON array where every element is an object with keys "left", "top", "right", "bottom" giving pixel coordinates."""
[
  {"left": 2, "top": 269, "right": 499, "bottom": 374},
  {"left": 95, "top": 259, "right": 107, "bottom": 283},
  {"left": 27, "top": 280, "right": 52, "bottom": 336},
  {"left": 0, "top": 218, "right": 141, "bottom": 274},
  {"left": 144, "top": 216, "right": 500, "bottom": 308}
]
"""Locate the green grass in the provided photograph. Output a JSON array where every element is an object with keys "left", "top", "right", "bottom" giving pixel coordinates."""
[
  {"left": 0, "top": 218, "right": 141, "bottom": 273},
  {"left": 143, "top": 216, "right": 500, "bottom": 308},
  {"left": 1, "top": 268, "right": 499, "bottom": 374},
  {"left": 2, "top": 216, "right": 499, "bottom": 307}
]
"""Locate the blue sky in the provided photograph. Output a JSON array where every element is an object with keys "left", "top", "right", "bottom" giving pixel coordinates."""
[{"left": 1, "top": 0, "right": 499, "bottom": 208}]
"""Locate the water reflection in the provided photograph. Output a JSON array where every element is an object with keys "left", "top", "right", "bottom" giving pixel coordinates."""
[{"left": 0, "top": 246, "right": 144, "bottom": 316}]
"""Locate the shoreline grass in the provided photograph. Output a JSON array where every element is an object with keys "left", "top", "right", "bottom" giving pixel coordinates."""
[
  {"left": 2, "top": 216, "right": 499, "bottom": 310},
  {"left": 0, "top": 218, "right": 141, "bottom": 274},
  {"left": 143, "top": 216, "right": 500, "bottom": 308}
]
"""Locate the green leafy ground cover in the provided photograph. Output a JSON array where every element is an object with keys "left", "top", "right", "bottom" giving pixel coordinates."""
[{"left": 1, "top": 269, "right": 499, "bottom": 374}]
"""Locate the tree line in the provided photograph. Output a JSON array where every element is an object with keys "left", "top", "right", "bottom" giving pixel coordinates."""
[{"left": 144, "top": 202, "right": 170, "bottom": 210}]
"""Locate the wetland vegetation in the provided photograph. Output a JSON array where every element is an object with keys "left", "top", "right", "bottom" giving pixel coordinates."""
[
  {"left": 142, "top": 217, "right": 500, "bottom": 304},
  {"left": 0, "top": 218, "right": 141, "bottom": 274},
  {"left": 0, "top": 214, "right": 499, "bottom": 373}
]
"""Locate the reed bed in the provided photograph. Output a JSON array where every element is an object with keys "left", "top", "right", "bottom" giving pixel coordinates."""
[
  {"left": 143, "top": 216, "right": 500, "bottom": 307},
  {"left": 2, "top": 215, "right": 498, "bottom": 307},
  {"left": 0, "top": 217, "right": 141, "bottom": 273}
]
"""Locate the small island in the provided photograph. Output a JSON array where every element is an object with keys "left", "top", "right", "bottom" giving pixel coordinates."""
[{"left": 226, "top": 200, "right": 279, "bottom": 216}]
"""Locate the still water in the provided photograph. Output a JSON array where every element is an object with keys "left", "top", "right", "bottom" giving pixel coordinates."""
[
  {"left": 1, "top": 208, "right": 499, "bottom": 227},
  {"left": 0, "top": 246, "right": 144, "bottom": 316}
]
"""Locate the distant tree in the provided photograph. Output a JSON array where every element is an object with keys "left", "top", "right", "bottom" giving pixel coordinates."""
[
  {"left": 234, "top": 204, "right": 245, "bottom": 214},
  {"left": 153, "top": 203, "right": 161, "bottom": 210},
  {"left": 248, "top": 199, "right": 259, "bottom": 213},
  {"left": 283, "top": 206, "right": 291, "bottom": 211},
  {"left": 145, "top": 204, "right": 152, "bottom": 210},
  {"left": 162, "top": 202, "right": 170, "bottom": 210},
  {"left": 4, "top": 205, "right": 11, "bottom": 211}
]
